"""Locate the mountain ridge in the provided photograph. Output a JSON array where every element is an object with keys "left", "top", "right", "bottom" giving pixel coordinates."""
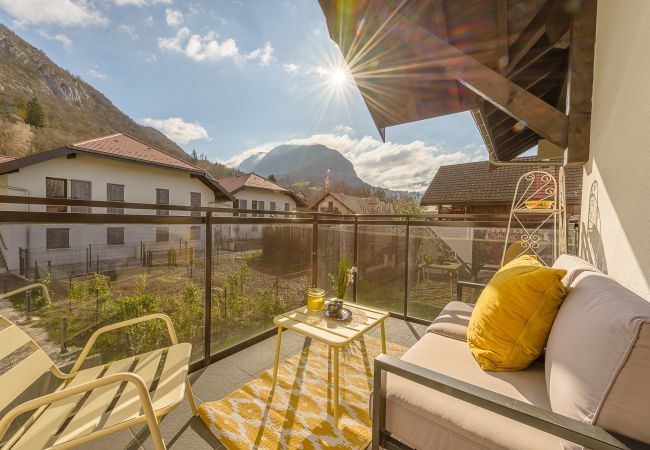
[
  {"left": 236, "top": 143, "right": 418, "bottom": 202},
  {"left": 0, "top": 23, "right": 237, "bottom": 179}
]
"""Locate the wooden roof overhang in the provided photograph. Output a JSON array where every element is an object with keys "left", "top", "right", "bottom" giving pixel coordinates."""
[{"left": 318, "top": 0, "right": 596, "bottom": 165}]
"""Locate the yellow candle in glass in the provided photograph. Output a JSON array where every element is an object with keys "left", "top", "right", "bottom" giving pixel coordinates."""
[{"left": 307, "top": 288, "right": 325, "bottom": 311}]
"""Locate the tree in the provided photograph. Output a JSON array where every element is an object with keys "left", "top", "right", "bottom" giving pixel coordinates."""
[
  {"left": 268, "top": 174, "right": 277, "bottom": 183},
  {"left": 191, "top": 149, "right": 198, "bottom": 163},
  {"left": 25, "top": 97, "right": 46, "bottom": 128}
]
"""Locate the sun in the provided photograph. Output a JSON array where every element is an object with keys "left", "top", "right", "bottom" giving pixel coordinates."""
[{"left": 329, "top": 68, "right": 347, "bottom": 86}]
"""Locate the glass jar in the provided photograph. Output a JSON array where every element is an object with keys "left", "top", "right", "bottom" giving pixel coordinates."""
[{"left": 307, "top": 287, "right": 325, "bottom": 311}]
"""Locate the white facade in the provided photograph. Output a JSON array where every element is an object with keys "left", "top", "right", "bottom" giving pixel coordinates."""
[
  {"left": 0, "top": 154, "right": 231, "bottom": 275},
  {"left": 225, "top": 186, "right": 297, "bottom": 241},
  {"left": 578, "top": 0, "right": 650, "bottom": 299},
  {"left": 314, "top": 193, "right": 353, "bottom": 214}
]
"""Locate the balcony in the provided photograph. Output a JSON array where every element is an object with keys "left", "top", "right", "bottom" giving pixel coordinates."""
[{"left": 0, "top": 195, "right": 575, "bottom": 449}]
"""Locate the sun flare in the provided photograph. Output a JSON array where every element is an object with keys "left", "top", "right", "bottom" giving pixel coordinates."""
[{"left": 329, "top": 68, "right": 347, "bottom": 86}]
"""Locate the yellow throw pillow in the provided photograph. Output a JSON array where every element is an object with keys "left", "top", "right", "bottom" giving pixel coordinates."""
[{"left": 467, "top": 255, "right": 567, "bottom": 371}]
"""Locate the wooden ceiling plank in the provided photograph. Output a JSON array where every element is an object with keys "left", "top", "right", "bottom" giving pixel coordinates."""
[
  {"left": 432, "top": 0, "right": 463, "bottom": 109},
  {"left": 565, "top": 0, "right": 597, "bottom": 167},
  {"left": 392, "top": 14, "right": 568, "bottom": 149},
  {"left": 496, "top": 0, "right": 509, "bottom": 71},
  {"left": 503, "top": 0, "right": 569, "bottom": 76}
]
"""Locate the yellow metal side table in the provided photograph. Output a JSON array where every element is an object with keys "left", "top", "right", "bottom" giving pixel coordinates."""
[{"left": 271, "top": 302, "right": 389, "bottom": 427}]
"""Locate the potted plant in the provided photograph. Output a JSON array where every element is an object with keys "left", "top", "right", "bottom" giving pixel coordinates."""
[{"left": 328, "top": 258, "right": 358, "bottom": 300}]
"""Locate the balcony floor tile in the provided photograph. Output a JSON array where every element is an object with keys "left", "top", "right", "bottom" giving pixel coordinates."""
[{"left": 126, "top": 317, "right": 426, "bottom": 449}]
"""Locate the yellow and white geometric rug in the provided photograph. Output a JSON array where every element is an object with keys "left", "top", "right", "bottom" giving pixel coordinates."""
[{"left": 198, "top": 335, "right": 406, "bottom": 450}]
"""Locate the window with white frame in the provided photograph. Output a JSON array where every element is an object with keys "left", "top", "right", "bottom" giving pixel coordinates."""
[
  {"left": 70, "top": 180, "right": 91, "bottom": 213},
  {"left": 46, "top": 228, "right": 69, "bottom": 249},
  {"left": 107, "top": 183, "right": 125, "bottom": 214},
  {"left": 107, "top": 227, "right": 125, "bottom": 245},
  {"left": 156, "top": 188, "right": 169, "bottom": 216},
  {"left": 190, "top": 192, "right": 201, "bottom": 217},
  {"left": 46, "top": 177, "right": 67, "bottom": 213}
]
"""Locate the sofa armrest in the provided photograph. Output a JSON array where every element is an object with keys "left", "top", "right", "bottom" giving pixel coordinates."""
[
  {"left": 372, "top": 354, "right": 629, "bottom": 450},
  {"left": 456, "top": 280, "right": 487, "bottom": 301}
]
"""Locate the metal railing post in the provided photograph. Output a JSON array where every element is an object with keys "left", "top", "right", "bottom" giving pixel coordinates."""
[
  {"left": 25, "top": 290, "right": 32, "bottom": 322},
  {"left": 353, "top": 216, "right": 359, "bottom": 302},
  {"left": 60, "top": 317, "right": 68, "bottom": 354},
  {"left": 204, "top": 212, "right": 213, "bottom": 366},
  {"left": 403, "top": 217, "right": 410, "bottom": 318},
  {"left": 311, "top": 216, "right": 319, "bottom": 288}
]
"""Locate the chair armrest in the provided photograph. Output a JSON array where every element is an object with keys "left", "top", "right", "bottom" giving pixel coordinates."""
[
  {"left": 70, "top": 313, "right": 178, "bottom": 373},
  {"left": 0, "top": 372, "right": 159, "bottom": 444},
  {"left": 0, "top": 283, "right": 51, "bottom": 304},
  {"left": 372, "top": 354, "right": 629, "bottom": 450},
  {"left": 456, "top": 280, "right": 487, "bottom": 301}
]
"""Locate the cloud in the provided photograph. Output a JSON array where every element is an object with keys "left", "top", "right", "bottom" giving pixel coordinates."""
[
  {"left": 117, "top": 24, "right": 138, "bottom": 39},
  {"left": 158, "top": 27, "right": 274, "bottom": 66},
  {"left": 333, "top": 124, "right": 353, "bottom": 133},
  {"left": 282, "top": 63, "right": 299, "bottom": 74},
  {"left": 158, "top": 27, "right": 239, "bottom": 62},
  {"left": 165, "top": 8, "right": 183, "bottom": 27},
  {"left": 0, "top": 0, "right": 107, "bottom": 27},
  {"left": 113, "top": 0, "right": 171, "bottom": 5},
  {"left": 144, "top": 52, "right": 158, "bottom": 62},
  {"left": 145, "top": 15, "right": 154, "bottom": 25},
  {"left": 244, "top": 41, "right": 274, "bottom": 65},
  {"left": 224, "top": 133, "right": 487, "bottom": 192},
  {"left": 38, "top": 30, "right": 72, "bottom": 50},
  {"left": 86, "top": 67, "right": 107, "bottom": 80},
  {"left": 141, "top": 117, "right": 210, "bottom": 145}
]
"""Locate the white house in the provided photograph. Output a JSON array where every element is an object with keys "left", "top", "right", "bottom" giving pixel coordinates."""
[
  {"left": 0, "top": 133, "right": 234, "bottom": 277},
  {"left": 216, "top": 172, "right": 307, "bottom": 241},
  {"left": 310, "top": 192, "right": 394, "bottom": 215}
]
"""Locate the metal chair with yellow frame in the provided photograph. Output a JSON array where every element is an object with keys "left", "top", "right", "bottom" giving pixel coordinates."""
[{"left": 0, "top": 312, "right": 198, "bottom": 450}]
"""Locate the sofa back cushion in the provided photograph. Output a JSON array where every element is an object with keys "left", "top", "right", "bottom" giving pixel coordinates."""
[
  {"left": 545, "top": 271, "right": 650, "bottom": 445},
  {"left": 551, "top": 254, "right": 601, "bottom": 287},
  {"left": 427, "top": 301, "right": 474, "bottom": 341}
]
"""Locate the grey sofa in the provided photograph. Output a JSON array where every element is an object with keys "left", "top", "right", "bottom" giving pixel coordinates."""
[{"left": 372, "top": 255, "right": 650, "bottom": 450}]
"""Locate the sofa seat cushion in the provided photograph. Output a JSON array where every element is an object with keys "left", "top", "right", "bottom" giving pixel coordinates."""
[
  {"left": 426, "top": 301, "right": 474, "bottom": 341},
  {"left": 545, "top": 271, "right": 650, "bottom": 447},
  {"left": 385, "top": 332, "right": 560, "bottom": 450}
]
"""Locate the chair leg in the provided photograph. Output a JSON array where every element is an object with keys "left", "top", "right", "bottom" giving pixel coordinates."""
[{"left": 185, "top": 377, "right": 199, "bottom": 416}]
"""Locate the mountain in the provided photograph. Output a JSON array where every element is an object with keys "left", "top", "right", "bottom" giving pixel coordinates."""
[
  {"left": 240, "top": 144, "right": 364, "bottom": 188},
  {"left": 0, "top": 24, "right": 237, "bottom": 179},
  {"left": 238, "top": 143, "right": 418, "bottom": 202}
]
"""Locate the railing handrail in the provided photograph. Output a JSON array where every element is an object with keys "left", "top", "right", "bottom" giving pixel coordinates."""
[{"left": 0, "top": 194, "right": 555, "bottom": 226}]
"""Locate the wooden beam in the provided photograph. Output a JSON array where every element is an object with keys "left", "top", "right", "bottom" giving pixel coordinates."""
[
  {"left": 391, "top": 15, "right": 568, "bottom": 148},
  {"left": 565, "top": 0, "right": 597, "bottom": 167}
]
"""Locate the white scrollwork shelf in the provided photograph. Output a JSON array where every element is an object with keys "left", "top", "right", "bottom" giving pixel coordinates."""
[{"left": 502, "top": 168, "right": 567, "bottom": 267}]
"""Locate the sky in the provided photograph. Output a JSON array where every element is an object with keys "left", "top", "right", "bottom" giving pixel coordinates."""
[{"left": 0, "top": 0, "right": 488, "bottom": 192}]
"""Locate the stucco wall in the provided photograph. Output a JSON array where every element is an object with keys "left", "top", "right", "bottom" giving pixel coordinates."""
[
  {"left": 223, "top": 187, "right": 297, "bottom": 242},
  {"left": 580, "top": 0, "right": 650, "bottom": 299},
  {"left": 0, "top": 155, "right": 229, "bottom": 272},
  {"left": 315, "top": 194, "right": 353, "bottom": 214},
  {"left": 233, "top": 187, "right": 296, "bottom": 212}
]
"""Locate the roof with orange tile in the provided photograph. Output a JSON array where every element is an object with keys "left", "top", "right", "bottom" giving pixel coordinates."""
[
  {"left": 72, "top": 133, "right": 203, "bottom": 173},
  {"left": 0, "top": 133, "right": 234, "bottom": 202},
  {"left": 217, "top": 172, "right": 291, "bottom": 194}
]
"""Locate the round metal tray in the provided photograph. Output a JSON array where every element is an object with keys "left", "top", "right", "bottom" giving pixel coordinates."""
[{"left": 323, "top": 308, "right": 352, "bottom": 321}]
